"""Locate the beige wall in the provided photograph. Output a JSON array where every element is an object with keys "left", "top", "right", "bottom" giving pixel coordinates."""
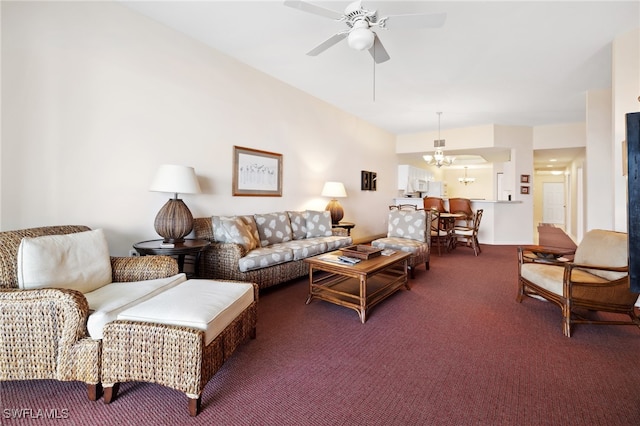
[
  {"left": 1, "top": 1, "right": 396, "bottom": 255},
  {"left": 613, "top": 28, "right": 640, "bottom": 232}
]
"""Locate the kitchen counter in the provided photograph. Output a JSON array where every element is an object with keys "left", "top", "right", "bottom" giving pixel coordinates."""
[{"left": 393, "top": 198, "right": 531, "bottom": 245}]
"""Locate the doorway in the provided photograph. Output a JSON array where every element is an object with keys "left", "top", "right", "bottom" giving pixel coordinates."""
[{"left": 542, "top": 182, "right": 565, "bottom": 225}]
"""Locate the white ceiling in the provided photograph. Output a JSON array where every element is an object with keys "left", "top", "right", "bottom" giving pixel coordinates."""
[{"left": 121, "top": 1, "right": 639, "bottom": 168}]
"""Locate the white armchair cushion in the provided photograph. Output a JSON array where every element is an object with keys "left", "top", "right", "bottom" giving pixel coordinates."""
[
  {"left": 573, "top": 229, "right": 628, "bottom": 281},
  {"left": 17, "top": 229, "right": 112, "bottom": 293},
  {"left": 521, "top": 263, "right": 610, "bottom": 296},
  {"left": 84, "top": 273, "right": 187, "bottom": 339}
]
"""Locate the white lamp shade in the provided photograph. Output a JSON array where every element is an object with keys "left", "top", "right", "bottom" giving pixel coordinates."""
[
  {"left": 321, "top": 181, "right": 347, "bottom": 198},
  {"left": 149, "top": 165, "right": 201, "bottom": 195}
]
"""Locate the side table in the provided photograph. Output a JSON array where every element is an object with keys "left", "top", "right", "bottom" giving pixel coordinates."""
[
  {"left": 332, "top": 221, "right": 355, "bottom": 236},
  {"left": 133, "top": 239, "right": 211, "bottom": 278}
]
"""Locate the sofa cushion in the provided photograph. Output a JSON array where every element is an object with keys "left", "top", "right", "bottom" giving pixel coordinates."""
[
  {"left": 254, "top": 212, "right": 293, "bottom": 246},
  {"left": 277, "top": 240, "right": 327, "bottom": 261},
  {"left": 288, "top": 211, "right": 308, "bottom": 240},
  {"left": 116, "top": 279, "right": 255, "bottom": 345},
  {"left": 388, "top": 210, "right": 427, "bottom": 242},
  {"left": 304, "top": 210, "right": 333, "bottom": 238},
  {"left": 313, "top": 235, "right": 353, "bottom": 252},
  {"left": 17, "top": 229, "right": 113, "bottom": 293},
  {"left": 372, "top": 237, "right": 429, "bottom": 256},
  {"left": 238, "top": 246, "right": 294, "bottom": 272},
  {"left": 212, "top": 216, "right": 259, "bottom": 251},
  {"left": 84, "top": 273, "right": 187, "bottom": 339}
]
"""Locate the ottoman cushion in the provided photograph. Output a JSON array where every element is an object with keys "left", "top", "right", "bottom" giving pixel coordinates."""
[
  {"left": 85, "top": 273, "right": 187, "bottom": 339},
  {"left": 116, "top": 279, "right": 255, "bottom": 345}
]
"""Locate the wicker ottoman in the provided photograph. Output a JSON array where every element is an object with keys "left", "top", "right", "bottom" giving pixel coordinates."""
[{"left": 101, "top": 279, "right": 258, "bottom": 416}]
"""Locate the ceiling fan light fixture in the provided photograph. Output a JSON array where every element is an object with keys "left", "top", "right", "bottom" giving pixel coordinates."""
[{"left": 348, "top": 23, "right": 375, "bottom": 50}]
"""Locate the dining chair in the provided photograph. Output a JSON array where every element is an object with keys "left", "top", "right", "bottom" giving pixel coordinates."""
[
  {"left": 448, "top": 198, "right": 473, "bottom": 227},
  {"left": 429, "top": 210, "right": 453, "bottom": 256},
  {"left": 453, "top": 209, "right": 483, "bottom": 255},
  {"left": 423, "top": 197, "right": 447, "bottom": 213},
  {"left": 390, "top": 204, "right": 418, "bottom": 211}
]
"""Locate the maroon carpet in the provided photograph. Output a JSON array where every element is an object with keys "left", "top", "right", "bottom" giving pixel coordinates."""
[
  {"left": 537, "top": 225, "right": 577, "bottom": 250},
  {"left": 2, "top": 245, "right": 639, "bottom": 425}
]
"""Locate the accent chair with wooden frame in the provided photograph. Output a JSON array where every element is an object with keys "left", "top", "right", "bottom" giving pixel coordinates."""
[
  {"left": 517, "top": 229, "right": 640, "bottom": 337},
  {"left": 372, "top": 208, "right": 431, "bottom": 278}
]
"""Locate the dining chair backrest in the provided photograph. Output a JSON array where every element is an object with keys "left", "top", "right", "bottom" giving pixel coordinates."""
[
  {"left": 423, "top": 197, "right": 447, "bottom": 213},
  {"left": 390, "top": 204, "right": 418, "bottom": 211},
  {"left": 449, "top": 198, "right": 473, "bottom": 222}
]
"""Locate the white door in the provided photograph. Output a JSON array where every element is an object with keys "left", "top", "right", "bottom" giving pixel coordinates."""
[{"left": 543, "top": 182, "right": 565, "bottom": 224}]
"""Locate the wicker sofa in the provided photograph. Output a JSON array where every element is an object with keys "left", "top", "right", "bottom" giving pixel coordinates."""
[
  {"left": 0, "top": 225, "right": 179, "bottom": 400},
  {"left": 193, "top": 210, "right": 353, "bottom": 290}
]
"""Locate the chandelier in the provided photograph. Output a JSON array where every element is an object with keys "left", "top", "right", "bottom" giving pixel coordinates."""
[
  {"left": 423, "top": 112, "right": 454, "bottom": 168},
  {"left": 458, "top": 167, "right": 475, "bottom": 185}
]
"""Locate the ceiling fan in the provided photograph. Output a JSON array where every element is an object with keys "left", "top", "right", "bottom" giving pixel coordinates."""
[{"left": 284, "top": 0, "right": 446, "bottom": 64}]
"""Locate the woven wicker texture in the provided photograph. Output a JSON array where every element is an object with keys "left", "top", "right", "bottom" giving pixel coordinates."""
[
  {"left": 0, "top": 225, "right": 181, "bottom": 392},
  {"left": 101, "top": 289, "right": 257, "bottom": 398},
  {"left": 111, "top": 255, "right": 178, "bottom": 282},
  {"left": 0, "top": 288, "right": 100, "bottom": 382},
  {"left": 0, "top": 225, "right": 90, "bottom": 289},
  {"left": 193, "top": 217, "right": 348, "bottom": 289}
]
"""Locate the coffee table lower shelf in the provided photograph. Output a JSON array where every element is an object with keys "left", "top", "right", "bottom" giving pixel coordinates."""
[{"left": 305, "top": 252, "right": 410, "bottom": 323}]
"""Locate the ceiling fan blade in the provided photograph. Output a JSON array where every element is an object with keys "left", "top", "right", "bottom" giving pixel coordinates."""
[
  {"left": 283, "top": 1, "right": 344, "bottom": 20},
  {"left": 368, "top": 34, "right": 390, "bottom": 64},
  {"left": 382, "top": 12, "right": 447, "bottom": 30},
  {"left": 306, "top": 32, "right": 348, "bottom": 56}
]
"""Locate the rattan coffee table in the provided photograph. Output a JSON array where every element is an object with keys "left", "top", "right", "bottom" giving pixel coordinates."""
[{"left": 304, "top": 250, "right": 411, "bottom": 323}]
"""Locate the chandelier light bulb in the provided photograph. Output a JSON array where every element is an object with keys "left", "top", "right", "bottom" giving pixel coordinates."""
[{"left": 424, "top": 112, "right": 454, "bottom": 168}]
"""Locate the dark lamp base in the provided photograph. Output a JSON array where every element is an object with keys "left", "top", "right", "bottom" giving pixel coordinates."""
[
  {"left": 325, "top": 199, "right": 344, "bottom": 225},
  {"left": 154, "top": 198, "right": 194, "bottom": 243}
]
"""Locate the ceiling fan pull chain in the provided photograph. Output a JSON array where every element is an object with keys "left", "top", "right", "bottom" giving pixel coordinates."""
[{"left": 373, "top": 43, "right": 376, "bottom": 102}]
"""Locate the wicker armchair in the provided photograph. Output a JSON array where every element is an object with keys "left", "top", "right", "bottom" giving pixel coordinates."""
[
  {"left": 0, "top": 225, "right": 179, "bottom": 400},
  {"left": 517, "top": 229, "right": 640, "bottom": 337}
]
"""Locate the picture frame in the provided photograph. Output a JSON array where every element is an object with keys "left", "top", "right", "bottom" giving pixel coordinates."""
[
  {"left": 233, "top": 146, "right": 282, "bottom": 196},
  {"left": 520, "top": 174, "right": 530, "bottom": 183},
  {"left": 520, "top": 186, "right": 530, "bottom": 195},
  {"left": 361, "top": 170, "right": 377, "bottom": 191},
  {"left": 361, "top": 170, "right": 371, "bottom": 190}
]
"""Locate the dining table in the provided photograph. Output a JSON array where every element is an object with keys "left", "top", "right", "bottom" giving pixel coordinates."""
[{"left": 437, "top": 212, "right": 466, "bottom": 251}]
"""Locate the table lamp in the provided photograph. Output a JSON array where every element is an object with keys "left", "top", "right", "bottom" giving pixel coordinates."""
[
  {"left": 149, "top": 165, "right": 201, "bottom": 243},
  {"left": 321, "top": 181, "right": 347, "bottom": 225}
]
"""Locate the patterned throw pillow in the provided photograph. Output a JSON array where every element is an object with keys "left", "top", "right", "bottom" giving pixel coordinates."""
[
  {"left": 212, "top": 216, "right": 259, "bottom": 251},
  {"left": 254, "top": 212, "right": 293, "bottom": 247},
  {"left": 304, "top": 210, "right": 333, "bottom": 238},
  {"left": 388, "top": 210, "right": 427, "bottom": 242},
  {"left": 288, "top": 211, "right": 308, "bottom": 240}
]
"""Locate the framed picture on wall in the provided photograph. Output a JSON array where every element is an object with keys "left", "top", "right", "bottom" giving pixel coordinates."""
[
  {"left": 520, "top": 186, "right": 530, "bottom": 195},
  {"left": 232, "top": 146, "right": 283, "bottom": 196},
  {"left": 520, "top": 174, "right": 530, "bottom": 183},
  {"left": 361, "top": 170, "right": 370, "bottom": 190}
]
